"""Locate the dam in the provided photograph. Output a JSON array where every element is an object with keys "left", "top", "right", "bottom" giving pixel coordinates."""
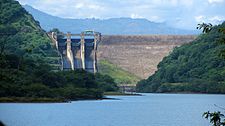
[
  {"left": 98, "top": 35, "right": 196, "bottom": 78},
  {"left": 51, "top": 30, "right": 101, "bottom": 73}
]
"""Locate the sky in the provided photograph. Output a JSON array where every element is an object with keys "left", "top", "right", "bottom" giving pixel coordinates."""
[{"left": 17, "top": 0, "right": 225, "bottom": 30}]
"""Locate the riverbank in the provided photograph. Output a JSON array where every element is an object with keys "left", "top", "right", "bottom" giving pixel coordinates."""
[
  {"left": 104, "top": 92, "right": 142, "bottom": 96},
  {"left": 0, "top": 97, "right": 67, "bottom": 103},
  {"left": 0, "top": 96, "right": 121, "bottom": 103},
  {"left": 0, "top": 92, "right": 142, "bottom": 103}
]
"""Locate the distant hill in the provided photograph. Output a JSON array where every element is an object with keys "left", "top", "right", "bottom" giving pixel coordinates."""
[
  {"left": 23, "top": 5, "right": 199, "bottom": 35},
  {"left": 136, "top": 22, "right": 225, "bottom": 93}
]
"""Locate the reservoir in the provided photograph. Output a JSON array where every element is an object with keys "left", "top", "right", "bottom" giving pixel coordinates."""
[{"left": 0, "top": 93, "right": 225, "bottom": 126}]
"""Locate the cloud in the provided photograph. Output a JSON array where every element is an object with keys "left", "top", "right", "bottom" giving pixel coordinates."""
[
  {"left": 195, "top": 15, "right": 225, "bottom": 25},
  {"left": 208, "top": 0, "right": 224, "bottom": 4},
  {"left": 74, "top": 3, "right": 84, "bottom": 9},
  {"left": 195, "top": 15, "right": 205, "bottom": 22},
  {"left": 16, "top": 0, "right": 225, "bottom": 30},
  {"left": 130, "top": 14, "right": 144, "bottom": 19},
  {"left": 149, "top": 16, "right": 164, "bottom": 22},
  {"left": 209, "top": 16, "right": 225, "bottom": 24}
]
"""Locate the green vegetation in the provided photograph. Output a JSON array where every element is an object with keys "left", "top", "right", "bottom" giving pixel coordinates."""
[
  {"left": 98, "top": 59, "right": 140, "bottom": 84},
  {"left": 0, "top": 0, "right": 59, "bottom": 67},
  {"left": 0, "top": 121, "right": 5, "bottom": 126},
  {"left": 0, "top": 97, "right": 65, "bottom": 103},
  {"left": 203, "top": 111, "right": 225, "bottom": 126},
  {"left": 0, "top": 0, "right": 118, "bottom": 102},
  {"left": 0, "top": 66, "right": 118, "bottom": 102},
  {"left": 49, "top": 28, "right": 64, "bottom": 39},
  {"left": 137, "top": 22, "right": 225, "bottom": 93},
  {"left": 197, "top": 23, "right": 213, "bottom": 34}
]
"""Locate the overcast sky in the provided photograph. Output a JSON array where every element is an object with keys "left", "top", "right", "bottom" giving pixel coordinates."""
[{"left": 17, "top": 0, "right": 225, "bottom": 30}]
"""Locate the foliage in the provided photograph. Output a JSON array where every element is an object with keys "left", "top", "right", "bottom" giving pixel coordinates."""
[
  {"left": 0, "top": 121, "right": 5, "bottom": 126},
  {"left": 218, "top": 28, "right": 225, "bottom": 58},
  {"left": 49, "top": 28, "right": 64, "bottom": 39},
  {"left": 197, "top": 23, "right": 213, "bottom": 33},
  {"left": 0, "top": 0, "right": 58, "bottom": 65},
  {"left": 203, "top": 111, "right": 225, "bottom": 126},
  {"left": 0, "top": 55, "right": 118, "bottom": 100},
  {"left": 137, "top": 22, "right": 225, "bottom": 93},
  {"left": 98, "top": 59, "right": 140, "bottom": 84}
]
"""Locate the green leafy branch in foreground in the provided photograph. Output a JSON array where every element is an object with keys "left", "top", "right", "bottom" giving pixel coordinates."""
[
  {"left": 0, "top": 121, "right": 5, "bottom": 126},
  {"left": 197, "top": 23, "right": 213, "bottom": 33},
  {"left": 203, "top": 111, "right": 225, "bottom": 126}
]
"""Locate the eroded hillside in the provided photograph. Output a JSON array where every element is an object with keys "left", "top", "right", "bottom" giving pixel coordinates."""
[{"left": 98, "top": 35, "right": 196, "bottom": 79}]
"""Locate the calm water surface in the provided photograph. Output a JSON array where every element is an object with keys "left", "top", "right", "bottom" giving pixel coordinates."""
[{"left": 0, "top": 93, "right": 225, "bottom": 126}]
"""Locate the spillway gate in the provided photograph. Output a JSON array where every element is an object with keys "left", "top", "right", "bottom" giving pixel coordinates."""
[{"left": 51, "top": 30, "right": 101, "bottom": 73}]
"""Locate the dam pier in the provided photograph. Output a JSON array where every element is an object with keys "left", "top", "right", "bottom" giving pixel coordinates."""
[{"left": 51, "top": 30, "right": 101, "bottom": 73}]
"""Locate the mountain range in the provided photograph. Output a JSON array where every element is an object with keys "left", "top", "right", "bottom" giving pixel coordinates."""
[{"left": 23, "top": 5, "right": 199, "bottom": 35}]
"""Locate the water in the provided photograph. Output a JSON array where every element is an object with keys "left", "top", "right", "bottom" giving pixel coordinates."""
[{"left": 0, "top": 93, "right": 225, "bottom": 126}]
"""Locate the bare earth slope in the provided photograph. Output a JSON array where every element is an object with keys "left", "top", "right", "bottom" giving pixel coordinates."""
[{"left": 98, "top": 35, "right": 196, "bottom": 79}]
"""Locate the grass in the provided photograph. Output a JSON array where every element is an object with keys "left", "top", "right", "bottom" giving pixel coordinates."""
[{"left": 98, "top": 59, "right": 141, "bottom": 84}]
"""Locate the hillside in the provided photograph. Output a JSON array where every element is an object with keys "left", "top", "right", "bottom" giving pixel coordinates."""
[
  {"left": 0, "top": 1, "right": 58, "bottom": 63},
  {"left": 0, "top": 0, "right": 117, "bottom": 102},
  {"left": 23, "top": 5, "right": 199, "bottom": 35},
  {"left": 98, "top": 60, "right": 140, "bottom": 84},
  {"left": 98, "top": 35, "right": 196, "bottom": 79},
  {"left": 136, "top": 22, "right": 225, "bottom": 93}
]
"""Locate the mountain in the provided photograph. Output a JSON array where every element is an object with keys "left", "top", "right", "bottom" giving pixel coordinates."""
[
  {"left": 0, "top": 0, "right": 58, "bottom": 98},
  {"left": 23, "top": 5, "right": 199, "bottom": 35},
  {"left": 136, "top": 22, "right": 225, "bottom": 93},
  {"left": 0, "top": 1, "right": 58, "bottom": 63}
]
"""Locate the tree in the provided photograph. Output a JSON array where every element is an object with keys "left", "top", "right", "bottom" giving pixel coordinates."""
[
  {"left": 0, "top": 121, "right": 5, "bottom": 126},
  {"left": 203, "top": 111, "right": 225, "bottom": 126},
  {"left": 197, "top": 23, "right": 213, "bottom": 33},
  {"left": 197, "top": 23, "right": 225, "bottom": 58},
  {"left": 0, "top": 25, "right": 18, "bottom": 56},
  {"left": 218, "top": 28, "right": 225, "bottom": 58},
  {"left": 49, "top": 28, "right": 64, "bottom": 39}
]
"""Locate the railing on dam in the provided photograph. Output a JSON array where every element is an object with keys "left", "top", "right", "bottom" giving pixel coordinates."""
[{"left": 51, "top": 31, "right": 101, "bottom": 73}]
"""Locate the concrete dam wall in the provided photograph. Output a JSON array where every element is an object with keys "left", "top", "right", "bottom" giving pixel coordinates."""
[
  {"left": 50, "top": 32, "right": 196, "bottom": 78},
  {"left": 98, "top": 35, "right": 197, "bottom": 79}
]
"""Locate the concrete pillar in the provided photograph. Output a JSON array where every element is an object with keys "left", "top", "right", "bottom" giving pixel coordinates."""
[
  {"left": 66, "top": 32, "right": 74, "bottom": 70},
  {"left": 50, "top": 32, "right": 63, "bottom": 70},
  {"left": 51, "top": 32, "right": 58, "bottom": 50},
  {"left": 80, "top": 33, "right": 85, "bottom": 70},
  {"left": 93, "top": 34, "right": 98, "bottom": 73}
]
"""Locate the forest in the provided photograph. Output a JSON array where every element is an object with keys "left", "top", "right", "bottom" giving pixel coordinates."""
[
  {"left": 0, "top": 0, "right": 118, "bottom": 102},
  {"left": 137, "top": 22, "right": 225, "bottom": 93}
]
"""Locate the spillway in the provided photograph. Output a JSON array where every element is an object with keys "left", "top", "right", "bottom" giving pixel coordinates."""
[{"left": 51, "top": 31, "right": 101, "bottom": 73}]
